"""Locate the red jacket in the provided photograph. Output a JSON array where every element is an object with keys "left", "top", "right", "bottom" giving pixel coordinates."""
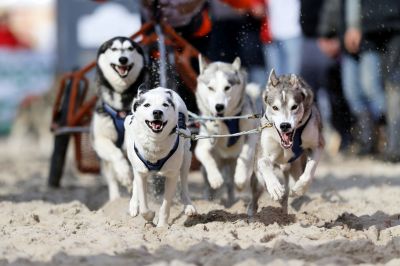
[
  {"left": 222, "top": 0, "right": 272, "bottom": 43},
  {"left": 0, "top": 25, "right": 27, "bottom": 49}
]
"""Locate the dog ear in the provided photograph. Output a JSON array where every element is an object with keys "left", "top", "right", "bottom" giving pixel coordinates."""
[
  {"left": 262, "top": 88, "right": 269, "bottom": 105},
  {"left": 267, "top": 69, "right": 278, "bottom": 87},
  {"left": 232, "top": 57, "right": 241, "bottom": 71},
  {"left": 97, "top": 38, "right": 113, "bottom": 57},
  {"left": 165, "top": 90, "right": 176, "bottom": 110},
  {"left": 137, "top": 83, "right": 148, "bottom": 96},
  {"left": 300, "top": 80, "right": 314, "bottom": 109},
  {"left": 289, "top": 74, "right": 298, "bottom": 86},
  {"left": 131, "top": 96, "right": 144, "bottom": 113},
  {"left": 198, "top": 54, "right": 208, "bottom": 74}
]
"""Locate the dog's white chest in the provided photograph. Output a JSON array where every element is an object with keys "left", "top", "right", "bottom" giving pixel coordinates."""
[{"left": 202, "top": 121, "right": 242, "bottom": 157}]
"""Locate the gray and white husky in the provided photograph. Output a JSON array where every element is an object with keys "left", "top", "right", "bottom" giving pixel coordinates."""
[
  {"left": 248, "top": 70, "right": 324, "bottom": 216},
  {"left": 195, "top": 56, "right": 258, "bottom": 204},
  {"left": 91, "top": 37, "right": 146, "bottom": 201}
]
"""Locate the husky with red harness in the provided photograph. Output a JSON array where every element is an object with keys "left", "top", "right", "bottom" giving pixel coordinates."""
[{"left": 91, "top": 37, "right": 146, "bottom": 201}]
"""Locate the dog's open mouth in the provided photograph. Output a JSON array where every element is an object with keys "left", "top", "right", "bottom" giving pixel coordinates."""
[
  {"left": 111, "top": 63, "right": 133, "bottom": 77},
  {"left": 276, "top": 127, "right": 295, "bottom": 149},
  {"left": 145, "top": 120, "right": 167, "bottom": 133}
]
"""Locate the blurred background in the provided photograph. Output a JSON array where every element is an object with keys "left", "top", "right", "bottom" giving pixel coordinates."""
[
  {"left": 0, "top": 0, "right": 141, "bottom": 135},
  {"left": 1, "top": 0, "right": 399, "bottom": 162}
]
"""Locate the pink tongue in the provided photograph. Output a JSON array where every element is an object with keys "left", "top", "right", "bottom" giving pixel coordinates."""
[
  {"left": 152, "top": 122, "right": 162, "bottom": 129},
  {"left": 117, "top": 66, "right": 127, "bottom": 75},
  {"left": 282, "top": 133, "right": 291, "bottom": 144}
]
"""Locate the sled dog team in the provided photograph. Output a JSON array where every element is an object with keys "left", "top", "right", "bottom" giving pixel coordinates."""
[{"left": 91, "top": 37, "right": 324, "bottom": 227}]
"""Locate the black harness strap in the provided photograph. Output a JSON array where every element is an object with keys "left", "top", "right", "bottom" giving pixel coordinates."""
[
  {"left": 134, "top": 134, "right": 180, "bottom": 171},
  {"left": 222, "top": 112, "right": 242, "bottom": 147},
  {"left": 288, "top": 112, "right": 312, "bottom": 163},
  {"left": 103, "top": 102, "right": 130, "bottom": 148}
]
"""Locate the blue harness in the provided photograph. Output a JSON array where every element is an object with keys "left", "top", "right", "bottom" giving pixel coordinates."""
[
  {"left": 288, "top": 112, "right": 312, "bottom": 163},
  {"left": 103, "top": 103, "right": 130, "bottom": 148},
  {"left": 223, "top": 112, "right": 241, "bottom": 147},
  {"left": 134, "top": 112, "right": 186, "bottom": 171}
]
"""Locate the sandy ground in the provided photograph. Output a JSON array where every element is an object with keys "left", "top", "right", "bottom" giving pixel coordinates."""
[{"left": 1, "top": 139, "right": 400, "bottom": 266}]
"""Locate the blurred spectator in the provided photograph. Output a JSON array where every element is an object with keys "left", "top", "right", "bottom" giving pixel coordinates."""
[
  {"left": 207, "top": 0, "right": 265, "bottom": 85},
  {"left": 320, "top": 0, "right": 386, "bottom": 155},
  {"left": 263, "top": 0, "right": 302, "bottom": 75},
  {"left": 361, "top": 0, "right": 400, "bottom": 162},
  {"left": 140, "top": 0, "right": 211, "bottom": 54},
  {"left": 301, "top": 0, "right": 354, "bottom": 152},
  {"left": 0, "top": 11, "right": 28, "bottom": 49},
  {"left": 140, "top": 0, "right": 211, "bottom": 113}
]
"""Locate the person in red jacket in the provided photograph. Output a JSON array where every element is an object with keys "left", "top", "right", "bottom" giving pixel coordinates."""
[{"left": 0, "top": 12, "right": 28, "bottom": 49}]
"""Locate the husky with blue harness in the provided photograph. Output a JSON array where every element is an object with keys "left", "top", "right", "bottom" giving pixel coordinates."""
[
  {"left": 91, "top": 37, "right": 146, "bottom": 201},
  {"left": 195, "top": 56, "right": 259, "bottom": 205},
  {"left": 125, "top": 87, "right": 197, "bottom": 227},
  {"left": 248, "top": 70, "right": 325, "bottom": 216}
]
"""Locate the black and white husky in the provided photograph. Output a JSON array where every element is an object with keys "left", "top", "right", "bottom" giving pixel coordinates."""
[
  {"left": 125, "top": 87, "right": 197, "bottom": 227},
  {"left": 91, "top": 37, "right": 146, "bottom": 201}
]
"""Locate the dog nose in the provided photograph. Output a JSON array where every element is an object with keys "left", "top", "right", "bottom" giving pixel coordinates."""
[
  {"left": 215, "top": 104, "right": 225, "bottom": 113},
  {"left": 280, "top": 123, "right": 292, "bottom": 132},
  {"left": 119, "top": 57, "right": 128, "bottom": 65},
  {"left": 153, "top": 110, "right": 163, "bottom": 119}
]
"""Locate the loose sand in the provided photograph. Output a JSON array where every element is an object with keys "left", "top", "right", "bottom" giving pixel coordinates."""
[{"left": 1, "top": 139, "right": 400, "bottom": 266}]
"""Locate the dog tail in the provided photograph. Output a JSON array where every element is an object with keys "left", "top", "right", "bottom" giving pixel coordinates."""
[
  {"left": 246, "top": 82, "right": 261, "bottom": 101},
  {"left": 246, "top": 82, "right": 263, "bottom": 113}
]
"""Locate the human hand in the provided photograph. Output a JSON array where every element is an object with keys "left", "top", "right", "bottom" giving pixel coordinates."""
[
  {"left": 344, "top": 27, "right": 361, "bottom": 54},
  {"left": 318, "top": 38, "right": 340, "bottom": 58}
]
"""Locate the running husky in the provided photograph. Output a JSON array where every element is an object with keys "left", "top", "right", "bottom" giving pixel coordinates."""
[
  {"left": 195, "top": 56, "right": 258, "bottom": 205},
  {"left": 91, "top": 37, "right": 146, "bottom": 201},
  {"left": 125, "top": 87, "right": 196, "bottom": 227},
  {"left": 248, "top": 70, "right": 324, "bottom": 216}
]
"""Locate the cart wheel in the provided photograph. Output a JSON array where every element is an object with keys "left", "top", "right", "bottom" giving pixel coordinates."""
[{"left": 48, "top": 79, "right": 72, "bottom": 188}]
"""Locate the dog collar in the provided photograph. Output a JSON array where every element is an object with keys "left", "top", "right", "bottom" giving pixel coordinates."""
[
  {"left": 288, "top": 111, "right": 312, "bottom": 163},
  {"left": 134, "top": 135, "right": 180, "bottom": 171},
  {"left": 223, "top": 112, "right": 242, "bottom": 147},
  {"left": 103, "top": 102, "right": 131, "bottom": 148}
]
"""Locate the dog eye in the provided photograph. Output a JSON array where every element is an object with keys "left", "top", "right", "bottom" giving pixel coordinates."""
[
  {"left": 162, "top": 103, "right": 169, "bottom": 108},
  {"left": 144, "top": 103, "right": 150, "bottom": 107},
  {"left": 272, "top": 106, "right": 279, "bottom": 111},
  {"left": 208, "top": 86, "right": 214, "bottom": 91},
  {"left": 111, "top": 48, "right": 117, "bottom": 51},
  {"left": 224, "top": 86, "right": 230, "bottom": 91},
  {"left": 127, "top": 46, "right": 134, "bottom": 51},
  {"left": 291, "top": 105, "right": 298, "bottom": 110}
]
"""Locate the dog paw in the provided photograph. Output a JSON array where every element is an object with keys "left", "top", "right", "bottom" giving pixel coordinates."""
[
  {"left": 234, "top": 163, "right": 250, "bottom": 190},
  {"left": 207, "top": 169, "right": 224, "bottom": 189},
  {"left": 208, "top": 175, "right": 224, "bottom": 189},
  {"left": 184, "top": 204, "right": 197, "bottom": 216},
  {"left": 114, "top": 161, "right": 133, "bottom": 188},
  {"left": 234, "top": 173, "right": 247, "bottom": 191},
  {"left": 129, "top": 199, "right": 139, "bottom": 217},
  {"left": 141, "top": 210, "right": 155, "bottom": 222},
  {"left": 266, "top": 178, "right": 285, "bottom": 201},
  {"left": 290, "top": 179, "right": 309, "bottom": 197},
  {"left": 156, "top": 221, "right": 169, "bottom": 228}
]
